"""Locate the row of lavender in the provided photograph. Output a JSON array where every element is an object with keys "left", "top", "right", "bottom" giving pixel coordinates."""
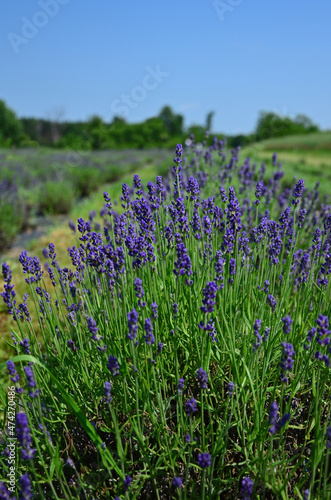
[
  {"left": 0, "top": 149, "right": 171, "bottom": 253},
  {"left": 1, "top": 138, "right": 330, "bottom": 499}
]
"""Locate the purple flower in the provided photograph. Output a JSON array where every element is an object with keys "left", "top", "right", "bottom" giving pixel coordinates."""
[
  {"left": 228, "top": 258, "right": 236, "bottom": 283},
  {"left": 326, "top": 426, "right": 331, "bottom": 449},
  {"left": 240, "top": 476, "right": 254, "bottom": 500},
  {"left": 315, "top": 315, "right": 330, "bottom": 346},
  {"left": 24, "top": 366, "right": 39, "bottom": 398},
  {"left": 226, "top": 187, "right": 242, "bottom": 233},
  {"left": 104, "top": 382, "right": 112, "bottom": 403},
  {"left": 172, "top": 477, "right": 183, "bottom": 488},
  {"left": 255, "top": 181, "right": 263, "bottom": 205},
  {"left": 298, "top": 209, "right": 307, "bottom": 228},
  {"left": 200, "top": 281, "right": 218, "bottom": 314},
  {"left": 197, "top": 452, "right": 211, "bottom": 469},
  {"left": 185, "top": 397, "right": 198, "bottom": 417},
  {"left": 19, "top": 338, "right": 30, "bottom": 354},
  {"left": 282, "top": 315, "right": 293, "bottom": 335},
  {"left": 134, "top": 278, "right": 146, "bottom": 307},
  {"left": 133, "top": 174, "right": 143, "bottom": 196},
  {"left": 253, "top": 319, "right": 262, "bottom": 352},
  {"left": 86, "top": 315, "right": 101, "bottom": 341},
  {"left": 219, "top": 187, "right": 228, "bottom": 202},
  {"left": 151, "top": 302, "right": 158, "bottom": 320},
  {"left": 303, "top": 490, "right": 309, "bottom": 500},
  {"left": 276, "top": 412, "right": 291, "bottom": 431},
  {"left": 292, "top": 179, "right": 304, "bottom": 206},
  {"left": 1, "top": 262, "right": 19, "bottom": 318},
  {"left": 156, "top": 176, "right": 166, "bottom": 205},
  {"left": 107, "top": 355, "right": 120, "bottom": 377},
  {"left": 0, "top": 481, "right": 13, "bottom": 499},
  {"left": 19, "top": 473, "right": 33, "bottom": 500},
  {"left": 267, "top": 294, "right": 277, "bottom": 312},
  {"left": 214, "top": 250, "right": 225, "bottom": 286},
  {"left": 144, "top": 318, "right": 155, "bottom": 345},
  {"left": 7, "top": 360, "right": 20, "bottom": 384},
  {"left": 121, "top": 182, "right": 130, "bottom": 207},
  {"left": 19, "top": 251, "right": 43, "bottom": 284},
  {"left": 197, "top": 367, "right": 208, "bottom": 390},
  {"left": 172, "top": 302, "right": 178, "bottom": 319},
  {"left": 68, "top": 220, "right": 76, "bottom": 232},
  {"left": 177, "top": 378, "right": 185, "bottom": 394},
  {"left": 127, "top": 308, "right": 138, "bottom": 340},
  {"left": 173, "top": 241, "right": 193, "bottom": 284},
  {"left": 269, "top": 401, "right": 278, "bottom": 434},
  {"left": 123, "top": 475, "right": 132, "bottom": 491},
  {"left": 263, "top": 326, "right": 271, "bottom": 342},
  {"left": 227, "top": 381, "right": 234, "bottom": 396},
  {"left": 186, "top": 176, "right": 200, "bottom": 202},
  {"left": 272, "top": 152, "right": 277, "bottom": 167},
  {"left": 16, "top": 412, "right": 36, "bottom": 459},
  {"left": 315, "top": 350, "right": 330, "bottom": 367},
  {"left": 67, "top": 339, "right": 77, "bottom": 352},
  {"left": 280, "top": 342, "right": 295, "bottom": 383}
]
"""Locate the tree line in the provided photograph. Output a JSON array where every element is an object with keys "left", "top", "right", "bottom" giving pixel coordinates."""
[{"left": 0, "top": 99, "right": 320, "bottom": 150}]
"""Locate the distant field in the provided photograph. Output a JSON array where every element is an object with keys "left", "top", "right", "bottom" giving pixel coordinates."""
[
  {"left": 0, "top": 147, "right": 173, "bottom": 251},
  {"left": 250, "top": 131, "right": 331, "bottom": 151},
  {"left": 242, "top": 131, "right": 331, "bottom": 201}
]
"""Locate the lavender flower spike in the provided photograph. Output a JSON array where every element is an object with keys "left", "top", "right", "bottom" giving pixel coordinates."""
[{"left": 240, "top": 476, "right": 254, "bottom": 500}]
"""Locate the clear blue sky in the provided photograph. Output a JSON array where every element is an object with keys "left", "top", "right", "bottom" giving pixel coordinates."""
[{"left": 1, "top": 0, "right": 330, "bottom": 135}]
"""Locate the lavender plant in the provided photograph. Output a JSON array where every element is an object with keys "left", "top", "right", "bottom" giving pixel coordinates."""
[{"left": 0, "top": 140, "right": 330, "bottom": 499}]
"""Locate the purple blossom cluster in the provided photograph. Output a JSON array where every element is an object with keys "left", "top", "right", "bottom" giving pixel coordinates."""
[
  {"left": 185, "top": 397, "right": 198, "bottom": 417},
  {"left": 268, "top": 401, "right": 290, "bottom": 434},
  {"left": 197, "top": 367, "right": 208, "bottom": 389},
  {"left": 16, "top": 412, "right": 36, "bottom": 459},
  {"left": 282, "top": 315, "right": 293, "bottom": 335},
  {"left": 253, "top": 319, "right": 262, "bottom": 352},
  {"left": 200, "top": 281, "right": 218, "bottom": 313},
  {"left": 197, "top": 452, "right": 212, "bottom": 469},
  {"left": 240, "top": 476, "right": 254, "bottom": 500},
  {"left": 280, "top": 343, "right": 295, "bottom": 383},
  {"left": 127, "top": 308, "right": 139, "bottom": 340},
  {"left": 24, "top": 365, "right": 40, "bottom": 398},
  {"left": 107, "top": 355, "right": 120, "bottom": 377}
]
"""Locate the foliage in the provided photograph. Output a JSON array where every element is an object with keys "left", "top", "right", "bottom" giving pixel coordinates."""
[
  {"left": 69, "top": 167, "right": 103, "bottom": 198},
  {"left": 0, "top": 180, "right": 25, "bottom": 252},
  {"left": 0, "top": 100, "right": 24, "bottom": 147},
  {"left": 0, "top": 96, "right": 325, "bottom": 151},
  {"left": 255, "top": 112, "right": 319, "bottom": 142},
  {"left": 0, "top": 141, "right": 330, "bottom": 499},
  {"left": 37, "top": 181, "right": 75, "bottom": 215}
]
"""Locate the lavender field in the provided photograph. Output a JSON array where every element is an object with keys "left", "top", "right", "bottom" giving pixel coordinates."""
[
  {"left": 0, "top": 139, "right": 331, "bottom": 499},
  {"left": 0, "top": 148, "right": 172, "bottom": 252}
]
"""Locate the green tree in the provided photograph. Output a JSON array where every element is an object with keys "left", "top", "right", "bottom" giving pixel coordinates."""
[
  {"left": 294, "top": 114, "right": 319, "bottom": 133},
  {"left": 86, "top": 115, "right": 109, "bottom": 150},
  {"left": 187, "top": 125, "right": 206, "bottom": 143},
  {"left": 205, "top": 111, "right": 215, "bottom": 132},
  {"left": 158, "top": 106, "right": 184, "bottom": 137},
  {"left": 0, "top": 100, "right": 23, "bottom": 146}
]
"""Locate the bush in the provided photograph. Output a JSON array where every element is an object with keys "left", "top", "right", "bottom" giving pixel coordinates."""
[
  {"left": 0, "top": 180, "right": 24, "bottom": 252},
  {"left": 70, "top": 167, "right": 102, "bottom": 198},
  {"left": 37, "top": 181, "right": 75, "bottom": 215}
]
